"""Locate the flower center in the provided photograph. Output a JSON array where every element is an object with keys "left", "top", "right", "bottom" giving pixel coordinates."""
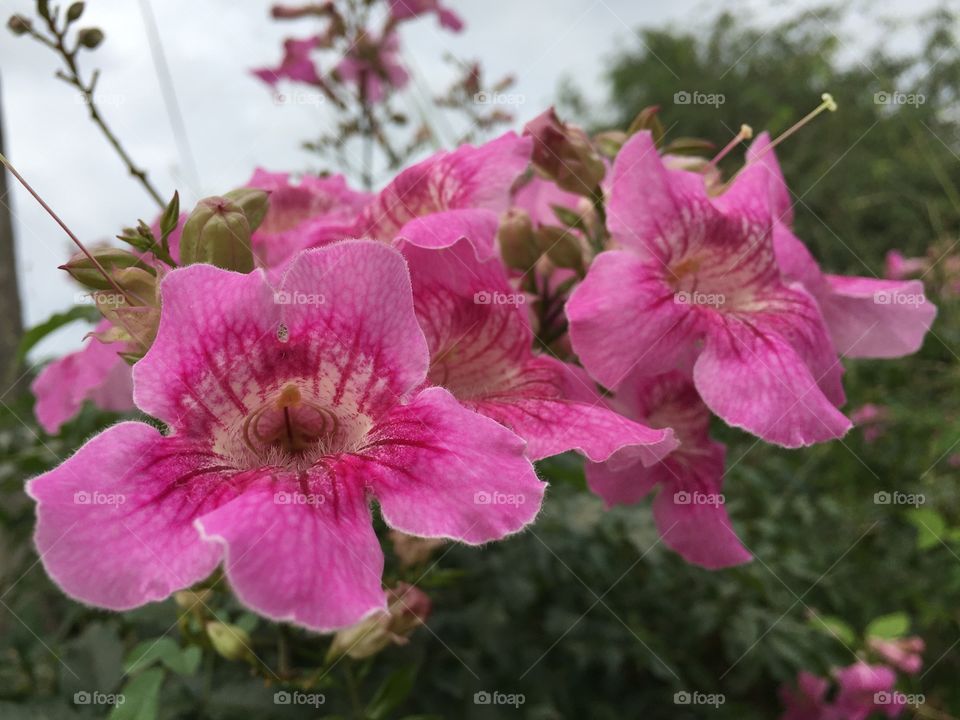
[{"left": 218, "top": 383, "right": 371, "bottom": 473}]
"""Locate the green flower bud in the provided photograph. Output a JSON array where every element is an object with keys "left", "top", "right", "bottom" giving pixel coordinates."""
[
  {"left": 180, "top": 196, "right": 255, "bottom": 272},
  {"left": 535, "top": 226, "right": 584, "bottom": 274},
  {"left": 61, "top": 248, "right": 153, "bottom": 291},
  {"left": 76, "top": 27, "right": 104, "bottom": 49},
  {"left": 205, "top": 622, "right": 253, "bottom": 662},
  {"left": 223, "top": 188, "right": 270, "bottom": 233},
  {"left": 496, "top": 208, "right": 539, "bottom": 271}
]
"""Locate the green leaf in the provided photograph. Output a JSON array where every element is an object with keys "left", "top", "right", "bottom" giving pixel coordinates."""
[
  {"left": 551, "top": 204, "right": 584, "bottom": 230},
  {"left": 365, "top": 665, "right": 418, "bottom": 720},
  {"left": 906, "top": 508, "right": 946, "bottom": 550},
  {"left": 159, "top": 191, "right": 180, "bottom": 250},
  {"left": 808, "top": 615, "right": 856, "bottom": 646},
  {"left": 124, "top": 638, "right": 200, "bottom": 676},
  {"left": 17, "top": 306, "right": 100, "bottom": 364},
  {"left": 110, "top": 668, "right": 164, "bottom": 720},
  {"left": 866, "top": 612, "right": 910, "bottom": 640}
]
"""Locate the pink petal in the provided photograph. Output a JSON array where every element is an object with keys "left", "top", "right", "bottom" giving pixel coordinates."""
[
  {"left": 650, "top": 444, "right": 752, "bottom": 569},
  {"left": 818, "top": 275, "right": 937, "bottom": 358},
  {"left": 745, "top": 131, "right": 793, "bottom": 224},
  {"left": 607, "top": 131, "right": 716, "bottom": 263},
  {"left": 694, "top": 308, "right": 851, "bottom": 447},
  {"left": 196, "top": 473, "right": 386, "bottom": 632},
  {"left": 32, "top": 322, "right": 134, "bottom": 434},
  {"left": 26, "top": 422, "right": 231, "bottom": 609},
  {"left": 368, "top": 386, "right": 545, "bottom": 544},
  {"left": 134, "top": 241, "right": 429, "bottom": 435},
  {"left": 512, "top": 176, "right": 583, "bottom": 227},
  {"left": 396, "top": 208, "right": 499, "bottom": 259},
  {"left": 567, "top": 250, "right": 701, "bottom": 387},
  {"left": 358, "top": 132, "right": 532, "bottom": 241},
  {"left": 467, "top": 355, "right": 677, "bottom": 462},
  {"left": 247, "top": 169, "right": 371, "bottom": 266}
]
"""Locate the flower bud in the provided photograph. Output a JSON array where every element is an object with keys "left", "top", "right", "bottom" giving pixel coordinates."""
[
  {"left": 7, "top": 15, "right": 32, "bottom": 35},
  {"left": 535, "top": 226, "right": 583, "bottom": 273},
  {"left": 66, "top": 2, "right": 85, "bottom": 22},
  {"left": 173, "top": 589, "right": 213, "bottom": 610},
  {"left": 180, "top": 196, "right": 255, "bottom": 272},
  {"left": 61, "top": 248, "right": 153, "bottom": 291},
  {"left": 205, "top": 622, "right": 253, "bottom": 662},
  {"left": 94, "top": 268, "right": 160, "bottom": 354},
  {"left": 326, "top": 583, "right": 431, "bottom": 661},
  {"left": 497, "top": 208, "right": 539, "bottom": 271},
  {"left": 389, "top": 530, "right": 445, "bottom": 569},
  {"left": 223, "top": 188, "right": 270, "bottom": 232},
  {"left": 76, "top": 27, "right": 104, "bottom": 49},
  {"left": 524, "top": 107, "right": 605, "bottom": 197}
]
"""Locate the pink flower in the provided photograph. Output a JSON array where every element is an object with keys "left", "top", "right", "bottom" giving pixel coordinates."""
[
  {"left": 833, "top": 662, "right": 903, "bottom": 719},
  {"left": 252, "top": 36, "right": 322, "bottom": 87},
  {"left": 354, "top": 131, "right": 533, "bottom": 243},
  {"left": 567, "top": 131, "right": 851, "bottom": 448},
  {"left": 31, "top": 319, "right": 134, "bottom": 434},
  {"left": 868, "top": 636, "right": 925, "bottom": 675},
  {"left": 779, "top": 671, "right": 835, "bottom": 720},
  {"left": 586, "top": 371, "right": 750, "bottom": 569},
  {"left": 850, "top": 403, "right": 889, "bottom": 443},
  {"left": 511, "top": 175, "right": 586, "bottom": 228},
  {"left": 396, "top": 213, "right": 678, "bottom": 463},
  {"left": 745, "top": 133, "right": 937, "bottom": 359},
  {"left": 388, "top": 0, "right": 463, "bottom": 31},
  {"left": 27, "top": 241, "right": 545, "bottom": 631},
  {"left": 335, "top": 32, "right": 408, "bottom": 103},
  {"left": 884, "top": 250, "right": 928, "bottom": 280},
  {"left": 246, "top": 169, "right": 372, "bottom": 266}
]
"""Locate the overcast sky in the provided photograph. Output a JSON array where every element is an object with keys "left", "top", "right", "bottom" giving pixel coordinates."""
[{"left": 0, "top": 0, "right": 943, "bottom": 357}]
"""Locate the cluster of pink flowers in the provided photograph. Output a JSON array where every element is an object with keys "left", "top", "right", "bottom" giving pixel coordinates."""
[
  {"left": 29, "top": 103, "right": 936, "bottom": 631},
  {"left": 780, "top": 637, "right": 925, "bottom": 719},
  {"left": 251, "top": 1, "right": 462, "bottom": 102}
]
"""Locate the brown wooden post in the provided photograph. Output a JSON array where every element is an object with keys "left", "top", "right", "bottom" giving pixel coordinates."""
[{"left": 0, "top": 72, "right": 25, "bottom": 387}]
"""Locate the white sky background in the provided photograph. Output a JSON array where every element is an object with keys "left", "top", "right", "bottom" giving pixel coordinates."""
[{"left": 0, "top": 0, "right": 943, "bottom": 358}]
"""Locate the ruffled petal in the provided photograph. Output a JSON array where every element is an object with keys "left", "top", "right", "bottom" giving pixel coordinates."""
[
  {"left": 467, "top": 355, "right": 677, "bottom": 462},
  {"left": 567, "top": 250, "right": 701, "bottom": 387},
  {"left": 27, "top": 422, "right": 234, "bottom": 609},
  {"left": 694, "top": 309, "right": 851, "bottom": 447},
  {"left": 366, "top": 386, "right": 545, "bottom": 544},
  {"left": 818, "top": 275, "right": 937, "bottom": 358},
  {"left": 196, "top": 473, "right": 385, "bottom": 632}
]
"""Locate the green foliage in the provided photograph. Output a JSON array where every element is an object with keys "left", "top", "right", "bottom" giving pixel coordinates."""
[{"left": 1, "top": 5, "right": 959, "bottom": 719}]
